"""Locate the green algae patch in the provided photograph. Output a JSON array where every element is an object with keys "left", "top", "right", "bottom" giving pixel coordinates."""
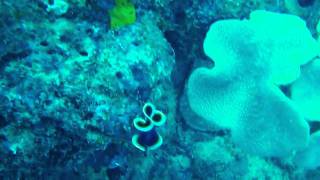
[{"left": 109, "top": 0, "right": 136, "bottom": 29}]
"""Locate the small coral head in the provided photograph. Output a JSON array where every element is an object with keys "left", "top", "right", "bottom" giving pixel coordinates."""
[
  {"left": 150, "top": 110, "right": 166, "bottom": 126},
  {"left": 133, "top": 117, "right": 154, "bottom": 132},
  {"left": 132, "top": 129, "right": 163, "bottom": 152}
]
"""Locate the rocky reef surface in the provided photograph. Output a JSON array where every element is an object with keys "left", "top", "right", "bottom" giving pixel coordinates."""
[{"left": 0, "top": 0, "right": 320, "bottom": 179}]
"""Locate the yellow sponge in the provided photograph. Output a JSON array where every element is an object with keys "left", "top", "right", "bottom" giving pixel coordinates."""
[{"left": 109, "top": 0, "right": 136, "bottom": 29}]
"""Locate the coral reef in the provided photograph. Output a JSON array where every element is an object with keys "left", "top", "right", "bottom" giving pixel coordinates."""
[{"left": 1, "top": 0, "right": 320, "bottom": 179}]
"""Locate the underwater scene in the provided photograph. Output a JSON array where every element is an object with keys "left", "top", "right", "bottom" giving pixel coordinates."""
[{"left": 1, "top": 0, "right": 320, "bottom": 179}]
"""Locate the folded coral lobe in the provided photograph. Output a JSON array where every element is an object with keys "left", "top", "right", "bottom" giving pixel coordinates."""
[{"left": 187, "top": 10, "right": 314, "bottom": 157}]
